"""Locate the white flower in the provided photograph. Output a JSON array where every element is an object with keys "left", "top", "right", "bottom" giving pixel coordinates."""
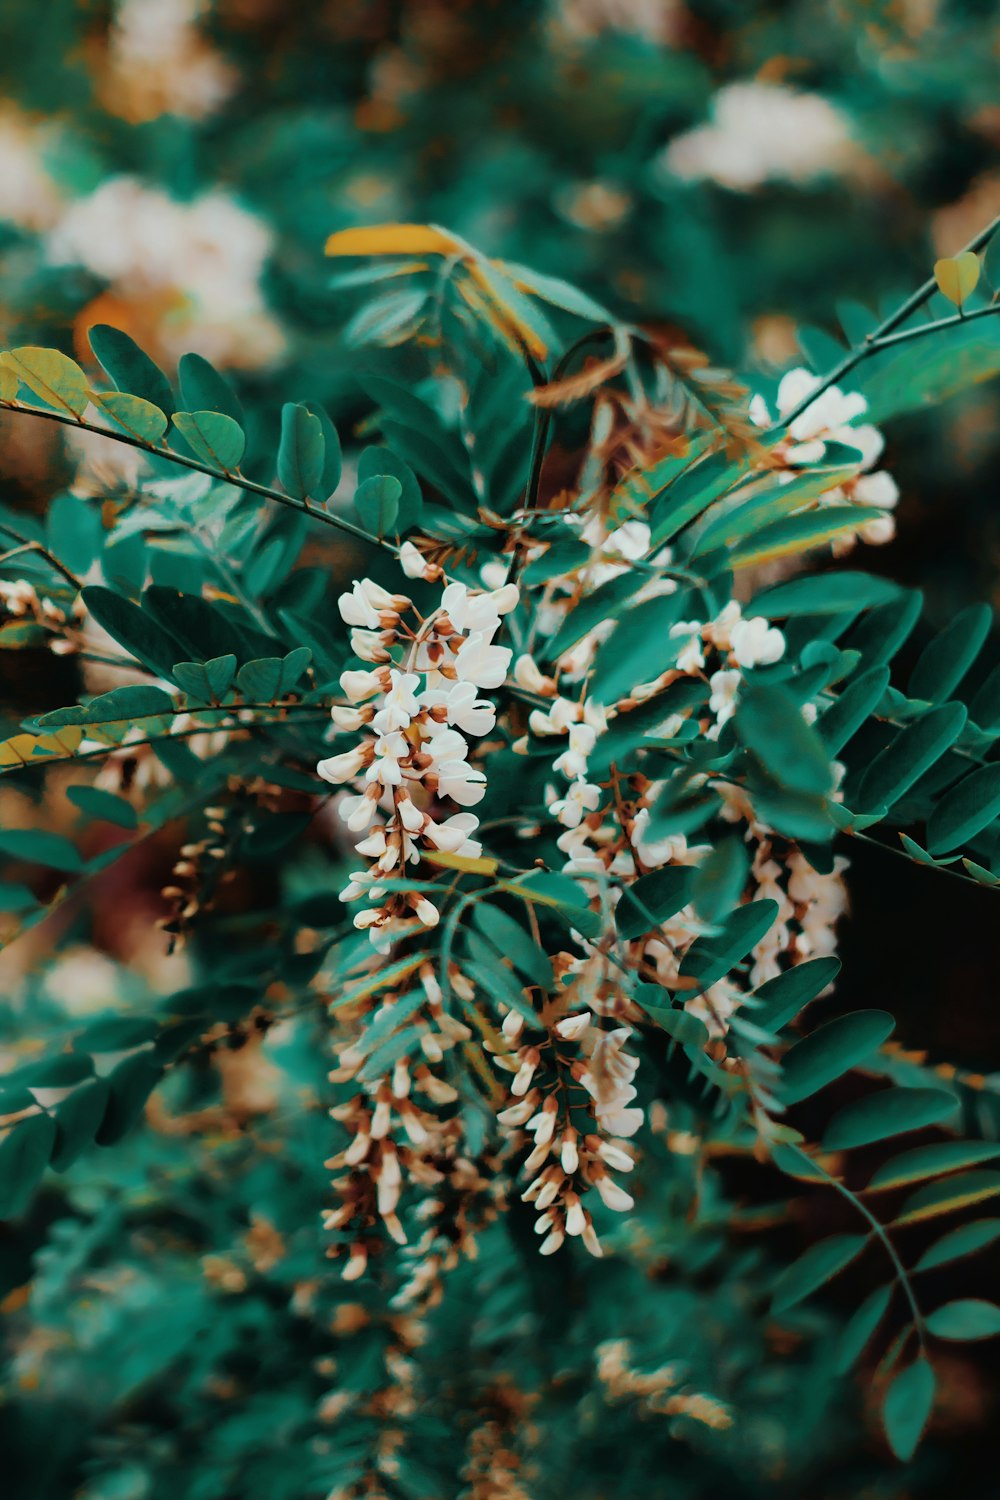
[
  {"left": 339, "top": 668, "right": 383, "bottom": 703},
  {"left": 669, "top": 621, "right": 705, "bottom": 674},
  {"left": 854, "top": 470, "right": 899, "bottom": 509},
  {"left": 423, "top": 812, "right": 482, "bottom": 857},
  {"left": 663, "top": 82, "right": 853, "bottom": 193},
  {"left": 399, "top": 540, "right": 432, "bottom": 579},
  {"left": 730, "top": 617, "right": 785, "bottom": 669},
  {"left": 372, "top": 670, "right": 421, "bottom": 734},
  {"left": 708, "top": 669, "right": 741, "bottom": 730},
  {"left": 366, "top": 732, "right": 408, "bottom": 787},
  {"left": 338, "top": 580, "right": 381, "bottom": 629},
  {"left": 455, "top": 632, "right": 512, "bottom": 690},
  {"left": 349, "top": 629, "right": 387, "bottom": 663},
  {"left": 605, "top": 520, "right": 650, "bottom": 560},
  {"left": 550, "top": 778, "right": 601, "bottom": 829},
  {"left": 421, "top": 680, "right": 496, "bottom": 737},
  {"left": 553, "top": 723, "right": 598, "bottom": 780},
  {"left": 437, "top": 759, "right": 488, "bottom": 807},
  {"left": 441, "top": 581, "right": 516, "bottom": 637},
  {"left": 317, "top": 746, "right": 368, "bottom": 784},
  {"left": 514, "top": 653, "right": 552, "bottom": 694}
]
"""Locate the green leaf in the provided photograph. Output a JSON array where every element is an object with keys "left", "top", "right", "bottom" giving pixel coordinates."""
[
  {"left": 883, "top": 1358, "right": 935, "bottom": 1461},
  {"left": 824, "top": 1087, "right": 957, "bottom": 1151},
  {"left": 236, "top": 649, "right": 311, "bottom": 702},
  {"left": 472, "top": 904, "right": 553, "bottom": 989},
  {"left": 615, "top": 865, "right": 693, "bottom": 942},
  {"left": 545, "top": 571, "right": 648, "bottom": 663},
  {"left": 867, "top": 1141, "right": 1000, "bottom": 1192},
  {"left": 736, "top": 684, "right": 833, "bottom": 798},
  {"left": 504, "top": 870, "right": 602, "bottom": 939},
  {"left": 634, "top": 986, "right": 710, "bottom": 1047},
  {"left": 35, "top": 684, "right": 175, "bottom": 732},
  {"left": 730, "top": 506, "right": 879, "bottom": 569},
  {"left": 95, "top": 1054, "right": 162, "bottom": 1146},
  {"left": 771, "top": 1233, "right": 867, "bottom": 1313},
  {"left": 502, "top": 262, "right": 613, "bottom": 322},
  {"left": 354, "top": 474, "right": 401, "bottom": 537},
  {"left": 751, "top": 956, "right": 841, "bottom": 1033},
  {"left": 896, "top": 1169, "right": 1000, "bottom": 1226},
  {"left": 752, "top": 570, "right": 899, "bottom": 618},
  {"left": 691, "top": 837, "right": 749, "bottom": 925},
  {"left": 172, "top": 654, "right": 238, "bottom": 703},
  {"left": 82, "top": 587, "right": 187, "bottom": 679},
  {"left": 678, "top": 899, "right": 778, "bottom": 994},
  {"left": 277, "top": 402, "right": 325, "bottom": 500},
  {"left": 177, "top": 352, "right": 242, "bottom": 423},
  {"left": 1, "top": 346, "right": 90, "bottom": 417},
  {"left": 926, "top": 763, "right": 1000, "bottom": 855},
  {"left": 780, "top": 1011, "right": 895, "bottom": 1105},
  {"left": 819, "top": 667, "right": 891, "bottom": 756},
  {"left": 925, "top": 1300, "right": 1000, "bottom": 1340},
  {"left": 302, "top": 401, "right": 343, "bottom": 498},
  {"left": 856, "top": 702, "right": 967, "bottom": 813},
  {"left": 50, "top": 1079, "right": 110, "bottom": 1171},
  {"left": 909, "top": 603, "right": 991, "bottom": 703},
  {"left": 589, "top": 592, "right": 688, "bottom": 706},
  {"left": 836, "top": 1285, "right": 892, "bottom": 1374},
  {"left": 66, "top": 785, "right": 139, "bottom": 830},
  {"left": 172, "top": 410, "right": 245, "bottom": 471},
  {"left": 915, "top": 1219, "right": 1000, "bottom": 1272},
  {"left": 89, "top": 323, "right": 174, "bottom": 414},
  {"left": 0, "top": 828, "right": 83, "bottom": 872},
  {"left": 357, "top": 446, "right": 422, "bottom": 532},
  {"left": 96, "top": 390, "right": 168, "bottom": 445},
  {"left": 0, "top": 1114, "right": 57, "bottom": 1217}
]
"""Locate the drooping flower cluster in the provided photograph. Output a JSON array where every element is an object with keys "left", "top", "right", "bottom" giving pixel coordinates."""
[
  {"left": 494, "top": 992, "right": 642, "bottom": 1258},
  {"left": 318, "top": 575, "right": 519, "bottom": 950}
]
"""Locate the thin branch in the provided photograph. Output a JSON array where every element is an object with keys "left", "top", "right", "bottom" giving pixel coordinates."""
[
  {"left": 776, "top": 213, "right": 1000, "bottom": 430},
  {"left": 0, "top": 398, "right": 396, "bottom": 557}
]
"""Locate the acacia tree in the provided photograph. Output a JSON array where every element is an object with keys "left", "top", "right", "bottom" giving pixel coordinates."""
[{"left": 2, "top": 218, "right": 1000, "bottom": 1497}]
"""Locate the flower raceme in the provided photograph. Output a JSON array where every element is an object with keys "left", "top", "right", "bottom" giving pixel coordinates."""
[{"left": 317, "top": 576, "right": 519, "bottom": 949}]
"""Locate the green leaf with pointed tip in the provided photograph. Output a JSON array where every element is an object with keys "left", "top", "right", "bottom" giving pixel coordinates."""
[
  {"left": 926, "top": 763, "right": 1000, "bottom": 855},
  {"left": 278, "top": 402, "right": 325, "bottom": 500},
  {"left": 634, "top": 986, "right": 710, "bottom": 1047},
  {"left": 772, "top": 1233, "right": 867, "bottom": 1313},
  {"left": 915, "top": 1219, "right": 1000, "bottom": 1272},
  {"left": 883, "top": 1359, "right": 935, "bottom": 1461},
  {"left": 925, "top": 1300, "right": 1000, "bottom": 1340},
  {"left": 730, "top": 505, "right": 879, "bottom": 569},
  {"left": 824, "top": 1087, "right": 957, "bottom": 1151},
  {"left": 96, "top": 390, "right": 168, "bottom": 445},
  {"left": 615, "top": 866, "right": 693, "bottom": 942},
  {"left": 178, "top": 352, "right": 242, "bottom": 423},
  {"left": 50, "top": 1080, "right": 110, "bottom": 1171},
  {"left": 472, "top": 904, "right": 553, "bottom": 989},
  {"left": 354, "top": 474, "right": 401, "bottom": 538},
  {"left": 780, "top": 1010, "right": 894, "bottom": 1105},
  {"left": 1, "top": 346, "right": 90, "bottom": 417},
  {"left": 736, "top": 684, "right": 833, "bottom": 798},
  {"left": 0, "top": 828, "right": 83, "bottom": 872},
  {"left": 89, "top": 323, "right": 174, "bottom": 413},
  {"left": 752, "top": 572, "right": 900, "bottom": 618},
  {"left": 678, "top": 899, "right": 778, "bottom": 994},
  {"left": 908, "top": 602, "right": 991, "bottom": 703},
  {"left": 896, "top": 1169, "right": 1000, "bottom": 1226},
  {"left": 867, "top": 1141, "right": 1000, "bottom": 1192},
  {"left": 172, "top": 410, "right": 245, "bottom": 471},
  {"left": 836, "top": 1285, "right": 892, "bottom": 1374},
  {"left": 66, "top": 785, "right": 139, "bottom": 830},
  {"left": 691, "top": 836, "right": 750, "bottom": 925},
  {"left": 856, "top": 702, "right": 967, "bottom": 812},
  {"left": 504, "top": 870, "right": 602, "bottom": 939},
  {"left": 35, "top": 684, "right": 175, "bottom": 732},
  {"left": 751, "top": 956, "right": 841, "bottom": 1033},
  {"left": 819, "top": 667, "right": 891, "bottom": 755}
]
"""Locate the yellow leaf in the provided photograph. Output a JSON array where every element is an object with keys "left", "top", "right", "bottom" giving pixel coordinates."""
[
  {"left": 425, "top": 849, "right": 499, "bottom": 876},
  {"left": 0, "top": 364, "right": 19, "bottom": 402},
  {"left": 0, "top": 727, "right": 84, "bottom": 769},
  {"left": 325, "top": 224, "right": 462, "bottom": 259},
  {"left": 934, "top": 252, "right": 981, "bottom": 308},
  {"left": 0, "top": 347, "right": 91, "bottom": 418}
]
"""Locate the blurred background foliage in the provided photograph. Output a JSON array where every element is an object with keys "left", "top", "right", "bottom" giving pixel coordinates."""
[{"left": 1, "top": 1, "right": 999, "bottom": 1496}]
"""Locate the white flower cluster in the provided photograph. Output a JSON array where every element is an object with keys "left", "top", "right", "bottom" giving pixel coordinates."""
[
  {"left": 496, "top": 1004, "right": 640, "bottom": 1258},
  {"left": 750, "top": 367, "right": 899, "bottom": 548},
  {"left": 318, "top": 576, "right": 519, "bottom": 950}
]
